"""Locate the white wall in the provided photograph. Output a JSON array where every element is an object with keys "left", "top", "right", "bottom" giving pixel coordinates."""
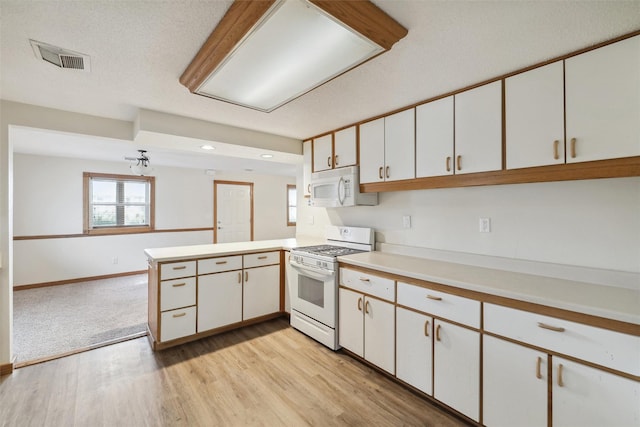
[
  {"left": 13, "top": 154, "right": 295, "bottom": 286},
  {"left": 297, "top": 176, "right": 640, "bottom": 274}
]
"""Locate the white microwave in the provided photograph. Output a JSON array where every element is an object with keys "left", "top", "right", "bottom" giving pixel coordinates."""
[{"left": 310, "top": 166, "right": 378, "bottom": 207}]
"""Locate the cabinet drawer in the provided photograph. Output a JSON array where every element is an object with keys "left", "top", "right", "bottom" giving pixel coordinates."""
[
  {"left": 340, "top": 268, "right": 395, "bottom": 302},
  {"left": 484, "top": 303, "right": 640, "bottom": 376},
  {"left": 244, "top": 251, "right": 280, "bottom": 268},
  {"left": 160, "top": 277, "right": 196, "bottom": 312},
  {"left": 198, "top": 255, "right": 242, "bottom": 275},
  {"left": 160, "top": 306, "right": 196, "bottom": 342},
  {"left": 397, "top": 282, "right": 480, "bottom": 328},
  {"left": 160, "top": 261, "right": 196, "bottom": 280}
]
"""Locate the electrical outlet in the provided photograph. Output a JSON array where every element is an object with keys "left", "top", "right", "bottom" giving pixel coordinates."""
[
  {"left": 479, "top": 217, "right": 491, "bottom": 233},
  {"left": 402, "top": 215, "right": 411, "bottom": 229},
  {"left": 112, "top": 257, "right": 119, "bottom": 264}
]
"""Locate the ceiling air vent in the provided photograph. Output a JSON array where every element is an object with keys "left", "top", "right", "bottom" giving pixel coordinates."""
[{"left": 29, "top": 39, "right": 91, "bottom": 72}]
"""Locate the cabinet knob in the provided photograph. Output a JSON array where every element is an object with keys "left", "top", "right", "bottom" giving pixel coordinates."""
[{"left": 553, "top": 140, "right": 560, "bottom": 160}]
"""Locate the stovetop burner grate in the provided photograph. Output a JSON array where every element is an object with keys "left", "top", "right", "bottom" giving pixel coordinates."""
[{"left": 292, "top": 244, "right": 364, "bottom": 257}]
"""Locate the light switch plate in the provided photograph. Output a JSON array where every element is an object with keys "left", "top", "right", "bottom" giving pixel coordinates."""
[
  {"left": 403, "top": 215, "right": 411, "bottom": 229},
  {"left": 479, "top": 217, "right": 491, "bottom": 233}
]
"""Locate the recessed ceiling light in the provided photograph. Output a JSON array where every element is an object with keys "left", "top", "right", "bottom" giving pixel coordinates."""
[
  {"left": 201, "top": 145, "right": 215, "bottom": 150},
  {"left": 260, "top": 154, "right": 274, "bottom": 159}
]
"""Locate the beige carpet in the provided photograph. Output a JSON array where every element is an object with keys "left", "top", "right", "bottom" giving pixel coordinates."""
[{"left": 13, "top": 274, "right": 147, "bottom": 363}]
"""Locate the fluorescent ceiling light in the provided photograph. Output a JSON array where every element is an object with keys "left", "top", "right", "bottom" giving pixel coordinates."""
[
  {"left": 260, "top": 154, "right": 274, "bottom": 158},
  {"left": 201, "top": 144, "right": 215, "bottom": 150},
  {"left": 180, "top": 0, "right": 407, "bottom": 113}
]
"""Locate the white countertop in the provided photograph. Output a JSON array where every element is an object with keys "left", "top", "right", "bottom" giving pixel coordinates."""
[
  {"left": 144, "top": 237, "right": 323, "bottom": 263},
  {"left": 338, "top": 251, "right": 640, "bottom": 326}
]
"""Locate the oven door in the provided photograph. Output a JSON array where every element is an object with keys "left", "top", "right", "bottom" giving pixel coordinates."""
[{"left": 289, "top": 259, "right": 336, "bottom": 328}]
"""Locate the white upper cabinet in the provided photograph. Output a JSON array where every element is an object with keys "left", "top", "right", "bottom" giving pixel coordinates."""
[
  {"left": 506, "top": 61, "right": 565, "bottom": 169},
  {"left": 454, "top": 80, "right": 503, "bottom": 174},
  {"left": 565, "top": 35, "right": 640, "bottom": 162},
  {"left": 360, "top": 110, "right": 415, "bottom": 184},
  {"left": 333, "top": 126, "right": 357, "bottom": 168},
  {"left": 302, "top": 140, "right": 312, "bottom": 196},
  {"left": 312, "top": 134, "right": 333, "bottom": 172},
  {"left": 359, "top": 117, "right": 386, "bottom": 184},
  {"left": 416, "top": 96, "right": 454, "bottom": 177}
]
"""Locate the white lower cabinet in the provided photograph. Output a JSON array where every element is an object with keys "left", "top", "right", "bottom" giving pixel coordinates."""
[
  {"left": 243, "top": 264, "right": 280, "bottom": 320},
  {"left": 552, "top": 357, "right": 640, "bottom": 427},
  {"left": 396, "top": 307, "right": 433, "bottom": 394},
  {"left": 339, "top": 287, "right": 395, "bottom": 374},
  {"left": 160, "top": 306, "right": 196, "bottom": 342},
  {"left": 197, "top": 270, "right": 242, "bottom": 332},
  {"left": 433, "top": 319, "right": 480, "bottom": 422},
  {"left": 483, "top": 335, "right": 547, "bottom": 427}
]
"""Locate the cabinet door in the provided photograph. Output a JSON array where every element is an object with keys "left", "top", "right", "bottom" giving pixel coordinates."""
[
  {"left": 359, "top": 118, "right": 385, "bottom": 184},
  {"left": 433, "top": 319, "right": 480, "bottom": 421},
  {"left": 416, "top": 96, "right": 454, "bottom": 177},
  {"left": 312, "top": 134, "right": 333, "bottom": 172},
  {"left": 483, "top": 336, "right": 547, "bottom": 427},
  {"left": 565, "top": 35, "right": 640, "bottom": 163},
  {"left": 552, "top": 357, "right": 640, "bottom": 427},
  {"left": 396, "top": 307, "right": 433, "bottom": 394},
  {"left": 338, "top": 288, "right": 364, "bottom": 357},
  {"left": 455, "top": 81, "right": 503, "bottom": 174},
  {"left": 243, "top": 265, "right": 280, "bottom": 320},
  {"left": 363, "top": 297, "right": 395, "bottom": 374},
  {"left": 197, "top": 270, "right": 242, "bottom": 332},
  {"left": 303, "top": 140, "right": 312, "bottom": 196},
  {"left": 334, "top": 126, "right": 357, "bottom": 168},
  {"left": 384, "top": 109, "right": 415, "bottom": 182},
  {"left": 506, "top": 61, "right": 565, "bottom": 169}
]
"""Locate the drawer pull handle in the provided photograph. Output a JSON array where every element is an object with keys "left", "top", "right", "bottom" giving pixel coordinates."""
[
  {"left": 359, "top": 277, "right": 371, "bottom": 282},
  {"left": 238, "top": 272, "right": 242, "bottom": 284},
  {"left": 327, "top": 156, "right": 331, "bottom": 167},
  {"left": 424, "top": 320, "right": 430, "bottom": 337},
  {"left": 435, "top": 324, "right": 442, "bottom": 341},
  {"left": 335, "top": 155, "right": 339, "bottom": 166},
  {"left": 357, "top": 297, "right": 362, "bottom": 311},
  {"left": 570, "top": 138, "right": 577, "bottom": 158},
  {"left": 364, "top": 300, "right": 371, "bottom": 314},
  {"left": 426, "top": 295, "right": 442, "bottom": 301},
  {"left": 172, "top": 266, "right": 187, "bottom": 270},
  {"left": 553, "top": 140, "right": 560, "bottom": 160},
  {"left": 446, "top": 156, "right": 451, "bottom": 172},
  {"left": 456, "top": 155, "right": 462, "bottom": 171},
  {"left": 537, "top": 322, "right": 565, "bottom": 333},
  {"left": 172, "top": 283, "right": 186, "bottom": 288},
  {"left": 215, "top": 261, "right": 227, "bottom": 265},
  {"left": 245, "top": 271, "right": 249, "bottom": 282},
  {"left": 378, "top": 166, "right": 383, "bottom": 179},
  {"left": 557, "top": 363, "right": 564, "bottom": 387},
  {"left": 172, "top": 312, "right": 186, "bottom": 318},
  {"left": 536, "top": 357, "right": 542, "bottom": 379},
  {"left": 257, "top": 256, "right": 268, "bottom": 260},
  {"left": 385, "top": 166, "right": 390, "bottom": 179}
]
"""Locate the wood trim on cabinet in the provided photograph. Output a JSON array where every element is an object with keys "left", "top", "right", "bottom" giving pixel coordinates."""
[
  {"left": 360, "top": 156, "right": 640, "bottom": 193},
  {"left": 338, "top": 262, "right": 640, "bottom": 336},
  {"left": 14, "top": 270, "right": 148, "bottom": 291}
]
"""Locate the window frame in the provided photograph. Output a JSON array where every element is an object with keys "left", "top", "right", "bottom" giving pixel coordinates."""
[
  {"left": 83, "top": 172, "right": 155, "bottom": 235},
  {"left": 286, "top": 184, "right": 297, "bottom": 226}
]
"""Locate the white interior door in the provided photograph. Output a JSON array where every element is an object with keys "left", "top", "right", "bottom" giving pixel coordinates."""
[{"left": 215, "top": 182, "right": 252, "bottom": 243}]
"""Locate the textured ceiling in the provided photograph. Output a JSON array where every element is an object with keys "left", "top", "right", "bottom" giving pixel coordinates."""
[{"left": 1, "top": 1, "right": 639, "bottom": 170}]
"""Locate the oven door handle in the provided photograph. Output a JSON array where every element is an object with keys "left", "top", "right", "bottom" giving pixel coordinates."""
[{"left": 290, "top": 261, "right": 336, "bottom": 281}]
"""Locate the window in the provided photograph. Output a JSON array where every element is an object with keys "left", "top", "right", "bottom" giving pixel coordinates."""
[
  {"left": 83, "top": 172, "right": 155, "bottom": 235},
  {"left": 287, "top": 184, "right": 297, "bottom": 226}
]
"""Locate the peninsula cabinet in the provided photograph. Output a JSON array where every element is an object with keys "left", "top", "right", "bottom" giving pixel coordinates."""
[
  {"left": 453, "top": 80, "right": 502, "bottom": 175},
  {"left": 312, "top": 126, "right": 357, "bottom": 172},
  {"left": 148, "top": 250, "right": 282, "bottom": 350},
  {"left": 339, "top": 268, "right": 396, "bottom": 374},
  {"left": 359, "top": 108, "right": 415, "bottom": 184},
  {"left": 565, "top": 35, "right": 640, "bottom": 163}
]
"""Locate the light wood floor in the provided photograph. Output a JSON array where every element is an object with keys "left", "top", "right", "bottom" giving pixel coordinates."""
[{"left": 0, "top": 318, "right": 469, "bottom": 426}]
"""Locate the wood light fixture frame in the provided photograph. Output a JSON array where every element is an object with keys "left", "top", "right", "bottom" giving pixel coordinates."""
[{"left": 179, "top": 0, "right": 407, "bottom": 111}]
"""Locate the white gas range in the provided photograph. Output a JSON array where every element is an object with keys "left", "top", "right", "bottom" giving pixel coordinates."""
[{"left": 289, "top": 226, "right": 374, "bottom": 350}]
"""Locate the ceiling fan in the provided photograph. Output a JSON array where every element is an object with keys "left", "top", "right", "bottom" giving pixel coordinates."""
[{"left": 125, "top": 149, "right": 152, "bottom": 176}]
